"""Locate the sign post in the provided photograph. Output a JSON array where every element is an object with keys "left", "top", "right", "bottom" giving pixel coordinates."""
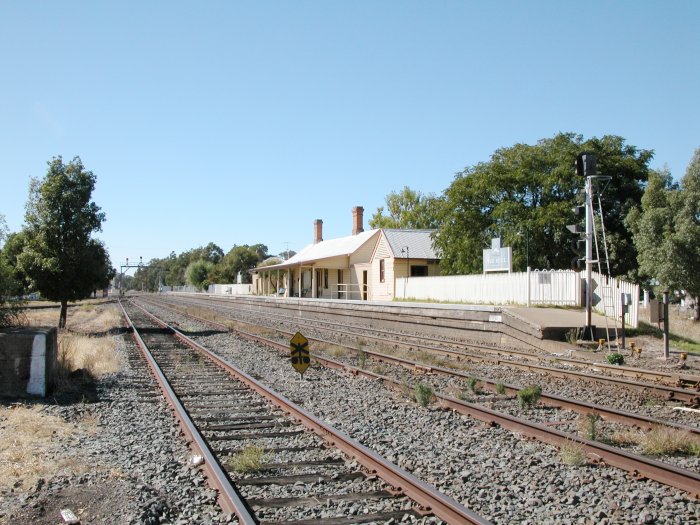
[{"left": 290, "top": 331, "right": 310, "bottom": 378}]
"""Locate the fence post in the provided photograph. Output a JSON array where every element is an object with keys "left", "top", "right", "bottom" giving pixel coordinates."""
[{"left": 526, "top": 267, "right": 531, "bottom": 307}]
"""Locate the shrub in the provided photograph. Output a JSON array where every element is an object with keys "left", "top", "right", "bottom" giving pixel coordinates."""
[
  {"left": 517, "top": 385, "right": 542, "bottom": 408},
  {"left": 467, "top": 376, "right": 480, "bottom": 394},
  {"left": 414, "top": 382, "right": 434, "bottom": 407},
  {"left": 606, "top": 353, "right": 625, "bottom": 366},
  {"left": 495, "top": 383, "right": 506, "bottom": 395}
]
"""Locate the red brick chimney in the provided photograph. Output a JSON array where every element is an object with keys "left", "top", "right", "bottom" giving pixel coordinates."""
[
  {"left": 314, "top": 219, "right": 323, "bottom": 244},
  {"left": 352, "top": 206, "right": 364, "bottom": 235}
]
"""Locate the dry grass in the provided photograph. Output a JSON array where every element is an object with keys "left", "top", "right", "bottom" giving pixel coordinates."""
[
  {"left": 610, "top": 428, "right": 645, "bottom": 447},
  {"left": 228, "top": 445, "right": 268, "bottom": 473},
  {"left": 559, "top": 440, "right": 587, "bottom": 466},
  {"left": 57, "top": 333, "right": 124, "bottom": 379},
  {"left": 637, "top": 305, "right": 700, "bottom": 354},
  {"left": 639, "top": 426, "right": 700, "bottom": 456},
  {"left": 23, "top": 300, "right": 122, "bottom": 334},
  {"left": 315, "top": 343, "right": 350, "bottom": 359},
  {"left": 22, "top": 301, "right": 126, "bottom": 385},
  {"left": 0, "top": 405, "right": 93, "bottom": 492}
]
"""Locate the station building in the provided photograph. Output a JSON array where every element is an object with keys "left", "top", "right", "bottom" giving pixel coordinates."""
[{"left": 251, "top": 206, "right": 440, "bottom": 301}]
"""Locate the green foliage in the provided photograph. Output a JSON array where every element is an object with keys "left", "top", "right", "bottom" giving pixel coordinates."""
[
  {"left": 466, "top": 376, "right": 480, "bottom": 394},
  {"left": 17, "top": 156, "right": 113, "bottom": 327},
  {"left": 606, "top": 352, "right": 625, "bottom": 365},
  {"left": 369, "top": 186, "right": 442, "bottom": 230},
  {"left": 626, "top": 147, "right": 700, "bottom": 320},
  {"left": 495, "top": 382, "right": 506, "bottom": 395},
  {"left": 186, "top": 260, "right": 214, "bottom": 291},
  {"left": 213, "top": 244, "right": 269, "bottom": 284},
  {"left": 517, "top": 385, "right": 542, "bottom": 408},
  {"left": 131, "top": 242, "right": 258, "bottom": 292},
  {"left": 435, "top": 133, "right": 651, "bottom": 276},
  {"left": 414, "top": 382, "right": 434, "bottom": 407},
  {"left": 0, "top": 257, "right": 25, "bottom": 328}
]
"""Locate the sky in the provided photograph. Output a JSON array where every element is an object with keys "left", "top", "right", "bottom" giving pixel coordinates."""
[{"left": 1, "top": 1, "right": 699, "bottom": 270}]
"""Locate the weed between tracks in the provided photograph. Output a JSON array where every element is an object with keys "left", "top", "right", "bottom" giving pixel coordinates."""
[
  {"left": 228, "top": 445, "right": 268, "bottom": 473},
  {"left": 414, "top": 382, "right": 434, "bottom": 407},
  {"left": 517, "top": 385, "right": 542, "bottom": 408},
  {"left": 559, "top": 440, "right": 587, "bottom": 466}
]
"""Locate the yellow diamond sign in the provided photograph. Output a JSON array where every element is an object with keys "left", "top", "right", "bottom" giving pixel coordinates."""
[{"left": 290, "top": 331, "right": 310, "bottom": 375}]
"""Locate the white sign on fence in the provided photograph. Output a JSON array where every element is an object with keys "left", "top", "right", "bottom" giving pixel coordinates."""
[{"left": 483, "top": 238, "right": 512, "bottom": 273}]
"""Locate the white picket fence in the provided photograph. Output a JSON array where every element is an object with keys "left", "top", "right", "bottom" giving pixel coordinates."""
[
  {"left": 396, "top": 269, "right": 639, "bottom": 327},
  {"left": 591, "top": 271, "right": 639, "bottom": 328}
]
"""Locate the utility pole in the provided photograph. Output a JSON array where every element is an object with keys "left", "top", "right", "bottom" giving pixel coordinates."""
[{"left": 585, "top": 173, "right": 594, "bottom": 332}]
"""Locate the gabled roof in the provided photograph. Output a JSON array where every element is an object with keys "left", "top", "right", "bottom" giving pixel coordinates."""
[
  {"left": 381, "top": 229, "right": 439, "bottom": 259},
  {"left": 252, "top": 229, "right": 380, "bottom": 272}
]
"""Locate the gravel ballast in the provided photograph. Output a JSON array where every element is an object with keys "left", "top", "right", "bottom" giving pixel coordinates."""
[{"left": 141, "top": 300, "right": 699, "bottom": 525}]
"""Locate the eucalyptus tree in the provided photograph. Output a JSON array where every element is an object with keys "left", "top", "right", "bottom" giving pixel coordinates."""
[
  {"left": 369, "top": 186, "right": 442, "bottom": 229},
  {"left": 434, "top": 133, "right": 652, "bottom": 276},
  {"left": 626, "top": 148, "right": 700, "bottom": 320}
]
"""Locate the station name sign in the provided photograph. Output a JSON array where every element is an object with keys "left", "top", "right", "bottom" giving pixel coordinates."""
[{"left": 483, "top": 238, "right": 512, "bottom": 273}]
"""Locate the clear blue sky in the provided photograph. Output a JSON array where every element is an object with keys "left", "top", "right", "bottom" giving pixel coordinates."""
[{"left": 2, "top": 1, "right": 698, "bottom": 269}]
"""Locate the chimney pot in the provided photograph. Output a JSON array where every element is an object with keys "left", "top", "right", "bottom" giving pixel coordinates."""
[
  {"left": 314, "top": 219, "right": 323, "bottom": 244},
  {"left": 352, "top": 206, "right": 364, "bottom": 235}
]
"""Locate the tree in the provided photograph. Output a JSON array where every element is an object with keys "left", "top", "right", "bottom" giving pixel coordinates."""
[
  {"left": 186, "top": 259, "right": 214, "bottom": 291},
  {"left": 0, "top": 214, "right": 25, "bottom": 327},
  {"left": 211, "top": 244, "right": 268, "bottom": 284},
  {"left": 0, "top": 231, "right": 31, "bottom": 296},
  {"left": 626, "top": 148, "right": 700, "bottom": 320},
  {"left": 369, "top": 186, "right": 442, "bottom": 229},
  {"left": 434, "top": 133, "right": 652, "bottom": 276},
  {"left": 17, "top": 156, "right": 112, "bottom": 328}
]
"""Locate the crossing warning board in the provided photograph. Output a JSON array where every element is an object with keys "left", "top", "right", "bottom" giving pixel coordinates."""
[{"left": 290, "top": 331, "right": 310, "bottom": 376}]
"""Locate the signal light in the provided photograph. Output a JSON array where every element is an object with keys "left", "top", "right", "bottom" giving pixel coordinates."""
[
  {"left": 576, "top": 152, "right": 596, "bottom": 177},
  {"left": 570, "top": 257, "right": 585, "bottom": 270}
]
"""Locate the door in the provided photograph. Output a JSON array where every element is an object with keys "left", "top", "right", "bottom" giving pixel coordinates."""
[{"left": 362, "top": 270, "right": 368, "bottom": 300}]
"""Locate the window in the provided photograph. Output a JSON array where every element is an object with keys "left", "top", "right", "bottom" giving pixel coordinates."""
[
  {"left": 410, "top": 265, "right": 428, "bottom": 277},
  {"left": 379, "top": 259, "right": 385, "bottom": 282},
  {"left": 324, "top": 269, "right": 329, "bottom": 288}
]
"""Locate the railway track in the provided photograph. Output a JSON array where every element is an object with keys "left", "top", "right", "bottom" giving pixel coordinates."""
[
  {"left": 131, "top": 296, "right": 700, "bottom": 498},
  {"left": 120, "top": 299, "right": 490, "bottom": 524},
  {"left": 143, "top": 294, "right": 700, "bottom": 406},
  {"left": 145, "top": 297, "right": 700, "bottom": 390}
]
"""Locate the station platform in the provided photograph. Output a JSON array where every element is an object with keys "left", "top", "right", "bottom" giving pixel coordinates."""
[{"left": 505, "top": 306, "right": 619, "bottom": 338}]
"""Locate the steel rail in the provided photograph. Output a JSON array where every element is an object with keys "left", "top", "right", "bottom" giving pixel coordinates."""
[
  {"left": 225, "top": 321, "right": 700, "bottom": 498},
  {"left": 152, "top": 293, "right": 700, "bottom": 385},
  {"left": 137, "top": 296, "right": 700, "bottom": 415},
  {"left": 118, "top": 301, "right": 258, "bottom": 524},
  {"left": 143, "top": 295, "right": 700, "bottom": 401},
  {"left": 128, "top": 299, "right": 492, "bottom": 525}
]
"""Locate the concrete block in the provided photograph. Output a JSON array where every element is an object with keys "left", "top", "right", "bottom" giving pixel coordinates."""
[{"left": 0, "top": 327, "right": 58, "bottom": 397}]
